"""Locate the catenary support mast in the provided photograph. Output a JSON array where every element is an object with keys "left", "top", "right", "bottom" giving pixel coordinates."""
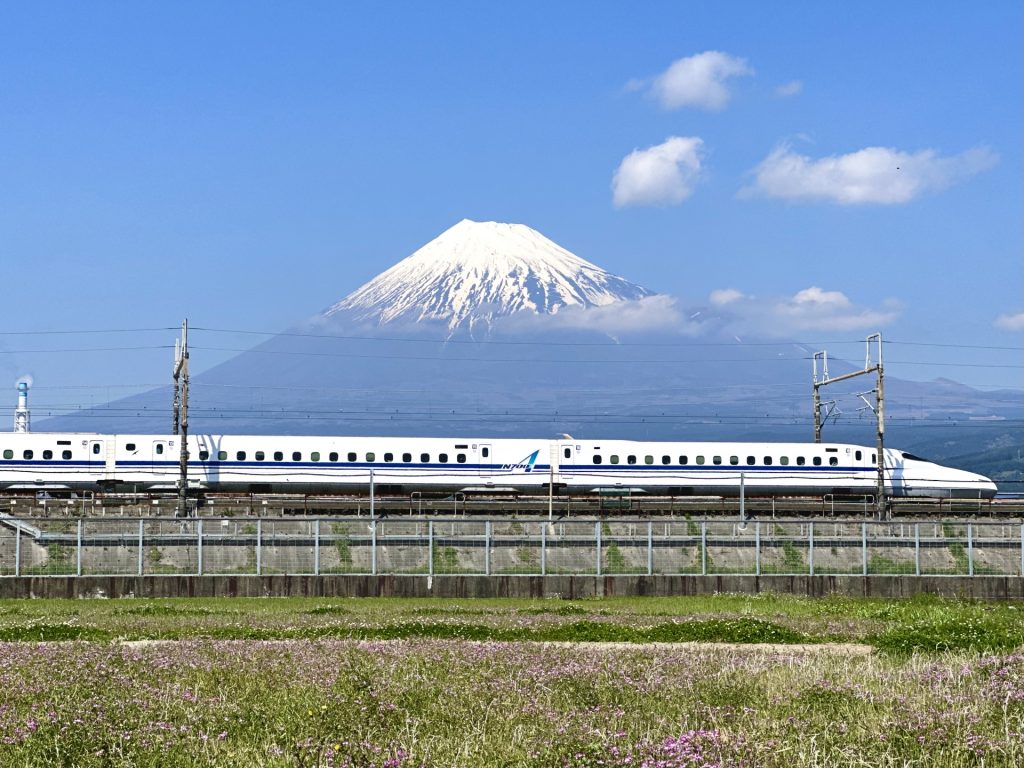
[
  {"left": 173, "top": 320, "right": 190, "bottom": 517},
  {"left": 812, "top": 334, "right": 886, "bottom": 519}
]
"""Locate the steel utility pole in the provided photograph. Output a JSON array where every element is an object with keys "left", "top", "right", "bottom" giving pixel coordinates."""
[
  {"left": 812, "top": 333, "right": 886, "bottom": 520},
  {"left": 173, "top": 320, "right": 190, "bottom": 517}
]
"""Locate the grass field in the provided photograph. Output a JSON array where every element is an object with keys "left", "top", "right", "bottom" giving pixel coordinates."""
[{"left": 1, "top": 595, "right": 1023, "bottom": 766}]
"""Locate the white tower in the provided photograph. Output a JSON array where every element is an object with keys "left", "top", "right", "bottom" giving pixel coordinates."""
[{"left": 14, "top": 381, "right": 30, "bottom": 433}]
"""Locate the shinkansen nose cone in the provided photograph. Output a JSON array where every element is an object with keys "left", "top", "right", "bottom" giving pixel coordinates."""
[{"left": 897, "top": 451, "right": 999, "bottom": 499}]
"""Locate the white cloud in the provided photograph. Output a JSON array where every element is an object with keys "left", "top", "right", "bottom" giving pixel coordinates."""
[
  {"left": 612, "top": 136, "right": 704, "bottom": 208},
  {"left": 647, "top": 51, "right": 753, "bottom": 111},
  {"left": 789, "top": 287, "right": 851, "bottom": 309},
  {"left": 497, "top": 295, "right": 694, "bottom": 336},
  {"left": 709, "top": 288, "right": 746, "bottom": 306},
  {"left": 705, "top": 286, "right": 900, "bottom": 335},
  {"left": 995, "top": 312, "right": 1024, "bottom": 331},
  {"left": 775, "top": 80, "right": 803, "bottom": 97},
  {"left": 740, "top": 144, "right": 998, "bottom": 205}
]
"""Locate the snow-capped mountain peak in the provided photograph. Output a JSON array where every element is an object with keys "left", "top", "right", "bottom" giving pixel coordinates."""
[{"left": 323, "top": 219, "right": 655, "bottom": 329}]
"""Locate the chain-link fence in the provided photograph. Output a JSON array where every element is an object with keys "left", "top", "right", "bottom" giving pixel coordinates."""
[{"left": 1, "top": 517, "right": 1022, "bottom": 577}]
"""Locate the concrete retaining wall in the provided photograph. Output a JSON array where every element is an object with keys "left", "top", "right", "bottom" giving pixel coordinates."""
[{"left": 1, "top": 574, "right": 1022, "bottom": 600}]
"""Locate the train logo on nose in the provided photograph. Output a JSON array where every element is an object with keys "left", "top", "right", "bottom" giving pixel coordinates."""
[{"left": 502, "top": 449, "right": 540, "bottom": 473}]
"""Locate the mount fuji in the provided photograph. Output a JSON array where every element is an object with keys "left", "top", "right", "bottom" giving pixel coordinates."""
[
  {"left": 40, "top": 219, "right": 1023, "bottom": 479},
  {"left": 324, "top": 219, "right": 655, "bottom": 332}
]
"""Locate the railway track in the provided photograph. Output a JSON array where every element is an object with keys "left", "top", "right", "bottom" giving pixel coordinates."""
[{"left": 3, "top": 492, "right": 1021, "bottom": 519}]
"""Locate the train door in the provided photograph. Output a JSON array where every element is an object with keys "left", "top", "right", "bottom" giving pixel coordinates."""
[
  {"left": 151, "top": 440, "right": 169, "bottom": 478},
  {"left": 87, "top": 440, "right": 104, "bottom": 470},
  {"left": 478, "top": 444, "right": 492, "bottom": 477},
  {"left": 559, "top": 443, "right": 576, "bottom": 479}
]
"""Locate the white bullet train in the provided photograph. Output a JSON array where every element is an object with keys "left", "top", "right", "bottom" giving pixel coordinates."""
[{"left": 0, "top": 431, "right": 997, "bottom": 499}]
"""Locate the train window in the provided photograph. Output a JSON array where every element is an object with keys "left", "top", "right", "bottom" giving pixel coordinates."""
[
  {"left": 662, "top": 455, "right": 671, "bottom": 465},
  {"left": 813, "top": 457, "right": 822, "bottom": 466},
  {"left": 764, "top": 456, "right": 772, "bottom": 465},
  {"left": 402, "top": 453, "right": 412, "bottom": 463},
  {"left": 2, "top": 450, "right": 12, "bottom": 459},
  {"left": 366, "top": 452, "right": 375, "bottom": 462},
  {"left": 292, "top": 452, "right": 302, "bottom": 461},
  {"left": 457, "top": 453, "right": 466, "bottom": 463},
  {"left": 126, "top": 443, "right": 136, "bottom": 451},
  {"left": 780, "top": 456, "right": 789, "bottom": 465},
  {"left": 62, "top": 450, "right": 72, "bottom": 460},
  {"left": 329, "top": 452, "right": 338, "bottom": 462},
  {"left": 871, "top": 453, "right": 876, "bottom": 463},
  {"left": 348, "top": 452, "right": 357, "bottom": 462},
  {"left": 593, "top": 454, "right": 602, "bottom": 464},
  {"left": 199, "top": 451, "right": 210, "bottom": 461},
  {"left": 855, "top": 450, "right": 862, "bottom": 461},
  {"left": 439, "top": 453, "right": 448, "bottom": 463},
  {"left": 829, "top": 457, "right": 839, "bottom": 466},
  {"left": 730, "top": 456, "right": 738, "bottom": 465},
  {"left": 274, "top": 451, "right": 284, "bottom": 462},
  {"left": 311, "top": 452, "right": 320, "bottom": 462},
  {"left": 93, "top": 444, "right": 101, "bottom": 454},
  {"left": 645, "top": 455, "right": 654, "bottom": 465},
  {"left": 713, "top": 455, "right": 722, "bottom": 465},
  {"left": 627, "top": 455, "right": 637, "bottom": 465},
  {"left": 679, "top": 455, "right": 687, "bottom": 464},
  {"left": 746, "top": 456, "right": 755, "bottom": 465},
  {"left": 218, "top": 451, "right": 227, "bottom": 461},
  {"left": 796, "top": 456, "right": 805, "bottom": 466},
  {"left": 43, "top": 450, "right": 53, "bottom": 460},
  {"left": 384, "top": 452, "right": 394, "bottom": 462},
  {"left": 23, "top": 450, "right": 33, "bottom": 460},
  {"left": 237, "top": 451, "right": 247, "bottom": 461},
  {"left": 156, "top": 444, "right": 164, "bottom": 455},
  {"left": 421, "top": 453, "right": 430, "bottom": 463},
  {"left": 610, "top": 455, "right": 620, "bottom": 464},
  {"left": 255, "top": 451, "right": 265, "bottom": 461},
  {"left": 564, "top": 448, "right": 571, "bottom": 459},
  {"left": 696, "top": 456, "right": 705, "bottom": 465},
  {"left": 482, "top": 447, "right": 489, "bottom": 458}
]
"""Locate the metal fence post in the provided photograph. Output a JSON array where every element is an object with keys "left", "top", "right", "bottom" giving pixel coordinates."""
[
  {"left": 485, "top": 520, "right": 491, "bottom": 576},
  {"left": 14, "top": 526, "right": 20, "bottom": 577},
  {"left": 256, "top": 518, "right": 262, "bottom": 576},
  {"left": 76, "top": 519, "right": 82, "bottom": 577},
  {"left": 428, "top": 520, "right": 434, "bottom": 577},
  {"left": 314, "top": 519, "right": 320, "bottom": 576},
  {"left": 755, "top": 521, "right": 760, "bottom": 576},
  {"left": 967, "top": 523, "right": 974, "bottom": 576},
  {"left": 371, "top": 518, "right": 378, "bottom": 576},
  {"left": 541, "top": 524, "right": 546, "bottom": 576},
  {"left": 701, "top": 521, "right": 707, "bottom": 576},
  {"left": 862, "top": 521, "right": 868, "bottom": 576},
  {"left": 197, "top": 519, "right": 203, "bottom": 576},
  {"left": 596, "top": 521, "right": 602, "bottom": 576},
  {"left": 915, "top": 522, "right": 920, "bottom": 576},
  {"left": 647, "top": 520, "right": 653, "bottom": 576},
  {"left": 138, "top": 519, "right": 144, "bottom": 576},
  {"left": 809, "top": 522, "right": 815, "bottom": 576}
]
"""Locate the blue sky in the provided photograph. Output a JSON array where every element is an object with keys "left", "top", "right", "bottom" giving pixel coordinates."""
[{"left": 0, "top": 1, "right": 1021, "bottom": 417}]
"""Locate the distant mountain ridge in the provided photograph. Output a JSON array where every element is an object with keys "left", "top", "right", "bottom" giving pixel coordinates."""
[{"left": 324, "top": 219, "right": 655, "bottom": 331}]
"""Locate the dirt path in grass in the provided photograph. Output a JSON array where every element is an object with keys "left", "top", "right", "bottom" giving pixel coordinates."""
[{"left": 119, "top": 638, "right": 873, "bottom": 654}]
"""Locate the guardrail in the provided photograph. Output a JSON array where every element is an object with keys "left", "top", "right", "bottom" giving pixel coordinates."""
[{"left": 1, "top": 517, "right": 1022, "bottom": 578}]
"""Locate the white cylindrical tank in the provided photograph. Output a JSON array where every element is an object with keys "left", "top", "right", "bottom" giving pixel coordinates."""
[{"left": 14, "top": 381, "right": 30, "bottom": 433}]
